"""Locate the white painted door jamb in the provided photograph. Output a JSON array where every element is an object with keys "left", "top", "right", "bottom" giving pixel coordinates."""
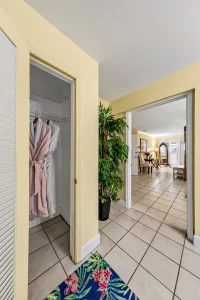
[
  {"left": 30, "top": 58, "right": 75, "bottom": 259},
  {"left": 125, "top": 112, "right": 132, "bottom": 209},
  {"left": 186, "top": 91, "right": 193, "bottom": 242}
]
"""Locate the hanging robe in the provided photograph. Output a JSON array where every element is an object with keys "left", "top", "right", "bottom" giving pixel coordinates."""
[
  {"left": 46, "top": 120, "right": 60, "bottom": 216},
  {"left": 29, "top": 118, "right": 51, "bottom": 217}
]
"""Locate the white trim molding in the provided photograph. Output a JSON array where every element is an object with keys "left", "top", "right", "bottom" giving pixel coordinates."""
[
  {"left": 194, "top": 235, "right": 200, "bottom": 249},
  {"left": 81, "top": 233, "right": 100, "bottom": 260},
  {"left": 125, "top": 111, "right": 132, "bottom": 209},
  {"left": 133, "top": 94, "right": 188, "bottom": 112},
  {"left": 118, "top": 199, "right": 126, "bottom": 208},
  {"left": 186, "top": 91, "right": 193, "bottom": 241}
]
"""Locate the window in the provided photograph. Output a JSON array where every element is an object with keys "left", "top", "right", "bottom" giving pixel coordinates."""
[{"left": 169, "top": 141, "right": 177, "bottom": 166}]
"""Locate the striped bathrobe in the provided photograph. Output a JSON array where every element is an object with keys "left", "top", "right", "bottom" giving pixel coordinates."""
[{"left": 29, "top": 118, "right": 51, "bottom": 217}]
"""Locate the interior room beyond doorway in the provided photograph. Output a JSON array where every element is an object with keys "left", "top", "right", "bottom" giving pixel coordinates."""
[{"left": 130, "top": 96, "right": 189, "bottom": 234}]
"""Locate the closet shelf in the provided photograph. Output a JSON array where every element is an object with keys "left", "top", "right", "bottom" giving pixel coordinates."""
[{"left": 30, "top": 109, "right": 70, "bottom": 123}]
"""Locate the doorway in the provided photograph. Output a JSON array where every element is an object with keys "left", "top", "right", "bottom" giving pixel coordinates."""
[
  {"left": 28, "top": 59, "right": 75, "bottom": 298},
  {"left": 125, "top": 92, "right": 193, "bottom": 241}
]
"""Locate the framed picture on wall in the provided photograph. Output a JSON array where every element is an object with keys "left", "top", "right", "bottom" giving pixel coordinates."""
[{"left": 140, "top": 138, "right": 147, "bottom": 152}]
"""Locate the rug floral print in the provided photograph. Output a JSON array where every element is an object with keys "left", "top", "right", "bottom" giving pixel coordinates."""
[{"left": 44, "top": 252, "right": 139, "bottom": 300}]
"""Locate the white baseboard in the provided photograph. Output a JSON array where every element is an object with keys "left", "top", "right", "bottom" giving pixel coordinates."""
[
  {"left": 118, "top": 199, "right": 126, "bottom": 208},
  {"left": 194, "top": 235, "right": 200, "bottom": 248},
  {"left": 81, "top": 233, "right": 100, "bottom": 260}
]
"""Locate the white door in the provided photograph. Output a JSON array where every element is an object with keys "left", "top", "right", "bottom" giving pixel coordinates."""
[
  {"left": 180, "top": 141, "right": 185, "bottom": 165},
  {"left": 0, "top": 11, "right": 29, "bottom": 299},
  {"left": 168, "top": 141, "right": 178, "bottom": 167},
  {"left": 0, "top": 29, "right": 16, "bottom": 299},
  {"left": 131, "top": 134, "right": 138, "bottom": 175}
]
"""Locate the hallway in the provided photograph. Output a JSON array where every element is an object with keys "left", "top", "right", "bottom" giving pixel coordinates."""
[
  {"left": 98, "top": 167, "right": 200, "bottom": 300},
  {"left": 27, "top": 168, "right": 200, "bottom": 299}
]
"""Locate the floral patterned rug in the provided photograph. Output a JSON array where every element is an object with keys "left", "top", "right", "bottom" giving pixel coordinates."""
[{"left": 44, "top": 252, "right": 139, "bottom": 300}]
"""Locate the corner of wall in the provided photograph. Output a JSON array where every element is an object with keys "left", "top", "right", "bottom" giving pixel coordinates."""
[{"left": 99, "top": 97, "right": 110, "bottom": 108}]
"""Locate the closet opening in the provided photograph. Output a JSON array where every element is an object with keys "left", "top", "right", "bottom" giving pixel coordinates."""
[{"left": 28, "top": 59, "right": 75, "bottom": 287}]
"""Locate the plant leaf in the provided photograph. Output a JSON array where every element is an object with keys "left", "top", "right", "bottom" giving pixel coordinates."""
[
  {"left": 64, "top": 294, "right": 77, "bottom": 300},
  {"left": 79, "top": 286, "right": 92, "bottom": 299}
]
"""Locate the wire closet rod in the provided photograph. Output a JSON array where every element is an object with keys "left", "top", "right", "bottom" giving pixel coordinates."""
[{"left": 30, "top": 109, "right": 69, "bottom": 122}]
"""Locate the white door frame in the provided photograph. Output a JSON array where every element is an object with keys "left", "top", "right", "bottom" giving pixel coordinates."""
[
  {"left": 30, "top": 58, "right": 75, "bottom": 259},
  {"left": 186, "top": 91, "right": 193, "bottom": 242},
  {"left": 125, "top": 112, "right": 132, "bottom": 209},
  {"left": 125, "top": 92, "right": 193, "bottom": 241},
  {"left": 131, "top": 134, "right": 138, "bottom": 176}
]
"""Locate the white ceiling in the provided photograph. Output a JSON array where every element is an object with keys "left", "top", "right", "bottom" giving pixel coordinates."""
[
  {"left": 26, "top": 0, "right": 200, "bottom": 101},
  {"left": 132, "top": 98, "right": 186, "bottom": 137}
]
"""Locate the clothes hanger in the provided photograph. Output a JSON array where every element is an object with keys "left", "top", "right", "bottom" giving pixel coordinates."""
[{"left": 33, "top": 117, "right": 38, "bottom": 124}]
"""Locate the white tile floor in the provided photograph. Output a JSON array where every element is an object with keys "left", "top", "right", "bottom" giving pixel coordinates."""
[
  {"left": 100, "top": 167, "right": 200, "bottom": 300},
  {"left": 28, "top": 167, "right": 200, "bottom": 300},
  {"left": 28, "top": 216, "right": 70, "bottom": 300}
]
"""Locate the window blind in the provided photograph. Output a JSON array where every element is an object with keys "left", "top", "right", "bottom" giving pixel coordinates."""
[{"left": 0, "top": 29, "right": 16, "bottom": 300}]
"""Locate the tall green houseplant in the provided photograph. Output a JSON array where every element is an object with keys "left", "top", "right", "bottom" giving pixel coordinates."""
[{"left": 99, "top": 103, "right": 128, "bottom": 220}]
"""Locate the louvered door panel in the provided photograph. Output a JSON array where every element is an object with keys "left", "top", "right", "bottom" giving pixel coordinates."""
[{"left": 0, "top": 29, "right": 16, "bottom": 300}]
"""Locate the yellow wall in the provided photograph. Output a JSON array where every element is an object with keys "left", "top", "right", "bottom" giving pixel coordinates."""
[
  {"left": 157, "top": 135, "right": 184, "bottom": 146},
  {"left": 137, "top": 132, "right": 157, "bottom": 152},
  {"left": 135, "top": 133, "right": 184, "bottom": 151},
  {"left": 99, "top": 97, "right": 110, "bottom": 108},
  {"left": 0, "top": 1, "right": 99, "bottom": 299},
  {"left": 111, "top": 61, "right": 200, "bottom": 238},
  {"left": 133, "top": 132, "right": 184, "bottom": 154}
]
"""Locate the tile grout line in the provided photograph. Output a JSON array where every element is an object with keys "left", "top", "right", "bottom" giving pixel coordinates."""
[
  {"left": 176, "top": 264, "right": 200, "bottom": 281},
  {"left": 162, "top": 185, "right": 187, "bottom": 225},
  {"left": 133, "top": 180, "right": 187, "bottom": 229},
  {"left": 29, "top": 213, "right": 70, "bottom": 234},
  {"left": 29, "top": 241, "right": 50, "bottom": 256},
  {"left": 29, "top": 229, "right": 70, "bottom": 256},
  {"left": 49, "top": 233, "right": 68, "bottom": 277},
  {"left": 125, "top": 170, "right": 186, "bottom": 290},
  {"left": 106, "top": 215, "right": 186, "bottom": 248},
  {"left": 28, "top": 261, "right": 60, "bottom": 285},
  {"left": 109, "top": 188, "right": 187, "bottom": 246},
  {"left": 29, "top": 218, "right": 71, "bottom": 285},
  {"left": 183, "top": 242, "right": 200, "bottom": 257},
  {"left": 44, "top": 227, "right": 70, "bottom": 243},
  {"left": 172, "top": 238, "right": 186, "bottom": 299},
  {"left": 105, "top": 193, "right": 185, "bottom": 293},
  {"left": 50, "top": 237, "right": 69, "bottom": 278},
  {"left": 42, "top": 217, "right": 65, "bottom": 229},
  {"left": 29, "top": 228, "right": 45, "bottom": 236},
  {"left": 127, "top": 220, "right": 163, "bottom": 286},
  {"left": 138, "top": 264, "right": 175, "bottom": 295},
  {"left": 29, "top": 217, "right": 63, "bottom": 236}
]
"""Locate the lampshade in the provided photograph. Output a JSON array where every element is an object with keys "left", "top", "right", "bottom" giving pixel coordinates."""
[{"left": 155, "top": 148, "right": 159, "bottom": 152}]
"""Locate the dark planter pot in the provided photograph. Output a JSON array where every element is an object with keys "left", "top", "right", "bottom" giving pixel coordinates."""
[{"left": 99, "top": 199, "right": 111, "bottom": 221}]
